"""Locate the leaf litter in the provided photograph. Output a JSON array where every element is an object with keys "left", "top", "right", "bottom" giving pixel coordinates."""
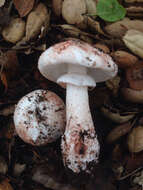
[{"left": 0, "top": 0, "right": 143, "bottom": 190}]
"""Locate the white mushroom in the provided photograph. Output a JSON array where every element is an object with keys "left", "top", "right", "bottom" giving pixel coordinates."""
[
  {"left": 38, "top": 39, "right": 118, "bottom": 173},
  {"left": 14, "top": 90, "right": 66, "bottom": 146}
]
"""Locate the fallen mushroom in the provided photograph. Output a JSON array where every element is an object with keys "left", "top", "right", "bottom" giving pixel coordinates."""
[
  {"left": 14, "top": 89, "right": 66, "bottom": 146},
  {"left": 38, "top": 39, "right": 118, "bottom": 173}
]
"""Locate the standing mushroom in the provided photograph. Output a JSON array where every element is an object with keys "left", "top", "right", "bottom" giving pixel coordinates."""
[
  {"left": 38, "top": 39, "right": 118, "bottom": 173},
  {"left": 14, "top": 89, "right": 66, "bottom": 146}
]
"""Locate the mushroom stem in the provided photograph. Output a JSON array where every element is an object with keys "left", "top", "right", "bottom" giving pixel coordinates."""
[
  {"left": 66, "top": 84, "right": 92, "bottom": 129},
  {"left": 62, "top": 82, "right": 100, "bottom": 173}
]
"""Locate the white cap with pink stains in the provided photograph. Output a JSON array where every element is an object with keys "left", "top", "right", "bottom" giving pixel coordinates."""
[{"left": 14, "top": 90, "right": 66, "bottom": 146}]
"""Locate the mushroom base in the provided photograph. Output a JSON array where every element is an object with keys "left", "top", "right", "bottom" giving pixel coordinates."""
[{"left": 61, "top": 84, "right": 100, "bottom": 173}]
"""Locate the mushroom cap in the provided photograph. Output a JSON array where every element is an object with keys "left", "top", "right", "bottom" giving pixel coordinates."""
[
  {"left": 38, "top": 39, "right": 118, "bottom": 86},
  {"left": 14, "top": 90, "right": 66, "bottom": 146}
]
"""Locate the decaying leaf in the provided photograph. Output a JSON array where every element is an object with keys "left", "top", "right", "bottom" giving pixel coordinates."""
[
  {"left": 57, "top": 24, "right": 94, "bottom": 43},
  {"left": 126, "top": 6, "right": 143, "bottom": 18},
  {"left": 101, "top": 106, "right": 135, "bottom": 123},
  {"left": 105, "top": 18, "right": 143, "bottom": 38},
  {"left": 84, "top": 16, "right": 106, "bottom": 35},
  {"left": 0, "top": 8, "right": 10, "bottom": 27},
  {"left": 13, "top": 0, "right": 35, "bottom": 17},
  {"left": 0, "top": 179, "right": 13, "bottom": 190},
  {"left": 26, "top": 3, "right": 50, "bottom": 41},
  {"left": 0, "top": 51, "right": 19, "bottom": 89},
  {"left": 85, "top": 0, "right": 97, "bottom": 16},
  {"left": 2, "top": 18, "right": 25, "bottom": 43},
  {"left": 13, "top": 163, "right": 26, "bottom": 176},
  {"left": 121, "top": 88, "right": 143, "bottom": 103},
  {"left": 111, "top": 50, "right": 138, "bottom": 69},
  {"left": 0, "top": 50, "right": 18, "bottom": 70},
  {"left": 127, "top": 126, "right": 143, "bottom": 153},
  {"left": 0, "top": 71, "right": 8, "bottom": 90},
  {"left": 52, "top": 0, "right": 63, "bottom": 16},
  {"left": 123, "top": 30, "right": 143, "bottom": 59},
  {"left": 126, "top": 63, "right": 143, "bottom": 91},
  {"left": 106, "top": 122, "right": 132, "bottom": 143},
  {"left": 106, "top": 76, "right": 121, "bottom": 96},
  {"left": 62, "top": 0, "right": 86, "bottom": 28}
]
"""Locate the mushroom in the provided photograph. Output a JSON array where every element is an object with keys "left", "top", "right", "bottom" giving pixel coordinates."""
[
  {"left": 14, "top": 89, "right": 66, "bottom": 146},
  {"left": 38, "top": 39, "right": 118, "bottom": 173}
]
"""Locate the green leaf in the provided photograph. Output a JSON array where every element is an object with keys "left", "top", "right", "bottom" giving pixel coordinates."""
[{"left": 96, "top": 0, "right": 126, "bottom": 22}]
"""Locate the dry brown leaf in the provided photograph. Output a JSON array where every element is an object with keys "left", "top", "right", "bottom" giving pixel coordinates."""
[
  {"left": 106, "top": 122, "right": 132, "bottom": 144},
  {"left": 105, "top": 18, "right": 143, "bottom": 38},
  {"left": 0, "top": 71, "right": 8, "bottom": 90},
  {"left": 0, "top": 51, "right": 18, "bottom": 70},
  {"left": 126, "top": 63, "right": 143, "bottom": 91},
  {"left": 2, "top": 18, "right": 25, "bottom": 43},
  {"left": 111, "top": 50, "right": 138, "bottom": 69},
  {"left": 13, "top": 0, "right": 35, "bottom": 17},
  {"left": 26, "top": 3, "right": 49, "bottom": 41},
  {"left": 0, "top": 179, "right": 13, "bottom": 190}
]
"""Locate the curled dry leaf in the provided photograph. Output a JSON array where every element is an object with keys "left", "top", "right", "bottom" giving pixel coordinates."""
[
  {"left": 106, "top": 122, "right": 132, "bottom": 144},
  {"left": 52, "top": 0, "right": 63, "bottom": 16},
  {"left": 112, "top": 50, "right": 138, "bottom": 69},
  {"left": 127, "top": 126, "right": 143, "bottom": 153},
  {"left": 126, "top": 63, "right": 143, "bottom": 90},
  {"left": 62, "top": 0, "right": 86, "bottom": 28},
  {"left": 101, "top": 106, "right": 135, "bottom": 124},
  {"left": 26, "top": 3, "right": 50, "bottom": 41},
  {"left": 121, "top": 88, "right": 143, "bottom": 103},
  {"left": 0, "top": 179, "right": 13, "bottom": 190},
  {"left": 105, "top": 18, "right": 143, "bottom": 38},
  {"left": 123, "top": 29, "right": 143, "bottom": 59},
  {"left": 13, "top": 0, "right": 35, "bottom": 17},
  {"left": 2, "top": 18, "right": 25, "bottom": 43}
]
